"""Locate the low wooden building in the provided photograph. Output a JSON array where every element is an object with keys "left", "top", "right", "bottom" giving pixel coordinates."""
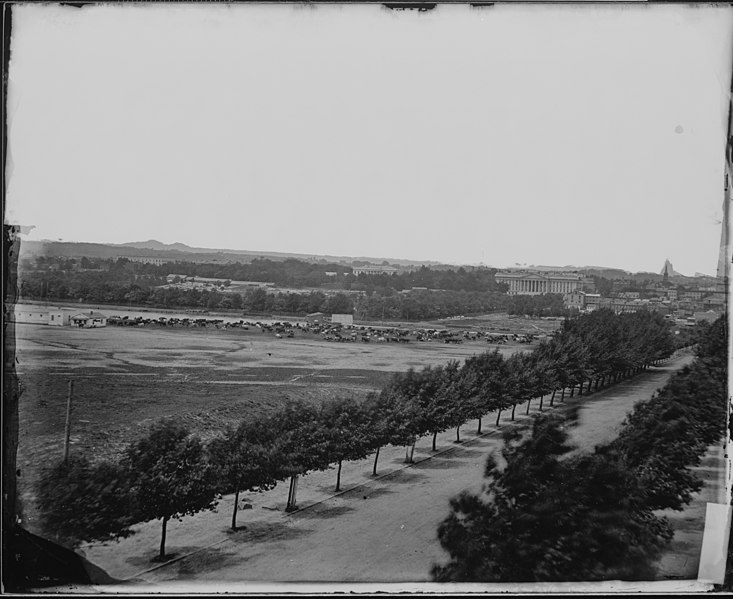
[{"left": 70, "top": 311, "right": 108, "bottom": 328}]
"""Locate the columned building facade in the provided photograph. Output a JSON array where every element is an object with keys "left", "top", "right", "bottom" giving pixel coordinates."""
[{"left": 495, "top": 271, "right": 583, "bottom": 296}]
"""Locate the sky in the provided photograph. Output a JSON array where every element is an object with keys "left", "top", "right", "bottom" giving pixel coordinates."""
[{"left": 5, "top": 3, "right": 733, "bottom": 275}]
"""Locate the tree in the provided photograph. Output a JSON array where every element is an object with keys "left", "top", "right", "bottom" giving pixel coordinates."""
[
  {"left": 461, "top": 350, "right": 505, "bottom": 433},
  {"left": 208, "top": 417, "right": 282, "bottom": 531},
  {"left": 321, "top": 395, "right": 380, "bottom": 491},
  {"left": 370, "top": 383, "right": 424, "bottom": 468},
  {"left": 272, "top": 400, "right": 333, "bottom": 511},
  {"left": 437, "top": 360, "right": 472, "bottom": 444},
  {"left": 124, "top": 420, "right": 219, "bottom": 560},
  {"left": 432, "top": 414, "right": 672, "bottom": 582},
  {"left": 364, "top": 391, "right": 399, "bottom": 476},
  {"left": 36, "top": 455, "right": 136, "bottom": 549},
  {"left": 380, "top": 369, "right": 431, "bottom": 463}
]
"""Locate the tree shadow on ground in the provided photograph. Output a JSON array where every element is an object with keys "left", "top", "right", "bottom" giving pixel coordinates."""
[
  {"left": 438, "top": 445, "right": 485, "bottom": 458},
  {"left": 125, "top": 545, "right": 209, "bottom": 571},
  {"left": 413, "top": 457, "right": 470, "bottom": 470},
  {"left": 459, "top": 436, "right": 495, "bottom": 447},
  {"left": 314, "top": 481, "right": 345, "bottom": 495},
  {"left": 174, "top": 546, "right": 247, "bottom": 579},
  {"left": 380, "top": 468, "right": 428, "bottom": 484},
  {"left": 225, "top": 520, "right": 313, "bottom": 544},
  {"left": 347, "top": 484, "right": 396, "bottom": 501},
  {"left": 292, "top": 503, "right": 355, "bottom": 520}
]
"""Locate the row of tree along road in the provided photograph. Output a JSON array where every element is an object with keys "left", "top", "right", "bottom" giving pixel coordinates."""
[
  {"left": 36, "top": 310, "right": 713, "bottom": 573},
  {"left": 434, "top": 315, "right": 727, "bottom": 581}
]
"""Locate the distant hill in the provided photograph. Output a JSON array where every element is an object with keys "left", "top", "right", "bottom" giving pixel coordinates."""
[
  {"left": 19, "top": 239, "right": 444, "bottom": 268},
  {"left": 504, "top": 265, "right": 632, "bottom": 278},
  {"left": 117, "top": 240, "right": 206, "bottom": 253},
  {"left": 18, "top": 240, "right": 705, "bottom": 280}
]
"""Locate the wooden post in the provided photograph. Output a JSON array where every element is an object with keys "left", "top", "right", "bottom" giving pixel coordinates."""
[
  {"left": 63, "top": 380, "right": 74, "bottom": 464},
  {"left": 286, "top": 474, "right": 299, "bottom": 511}
]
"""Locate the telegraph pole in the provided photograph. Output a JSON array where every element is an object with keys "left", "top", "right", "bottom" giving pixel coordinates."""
[{"left": 63, "top": 379, "right": 74, "bottom": 463}]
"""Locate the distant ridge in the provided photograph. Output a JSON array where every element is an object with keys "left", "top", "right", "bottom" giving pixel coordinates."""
[
  {"left": 18, "top": 239, "right": 708, "bottom": 278},
  {"left": 117, "top": 240, "right": 203, "bottom": 253},
  {"left": 20, "top": 239, "right": 445, "bottom": 268}
]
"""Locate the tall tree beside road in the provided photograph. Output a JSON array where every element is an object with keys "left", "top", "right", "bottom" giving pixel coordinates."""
[
  {"left": 123, "top": 420, "right": 219, "bottom": 560},
  {"left": 433, "top": 315, "right": 722, "bottom": 582},
  {"left": 381, "top": 369, "right": 432, "bottom": 463},
  {"left": 407, "top": 364, "right": 457, "bottom": 452},
  {"left": 495, "top": 352, "right": 532, "bottom": 424},
  {"left": 608, "top": 316, "right": 727, "bottom": 511},
  {"left": 208, "top": 417, "right": 283, "bottom": 531},
  {"left": 36, "top": 455, "right": 137, "bottom": 548},
  {"left": 273, "top": 400, "right": 333, "bottom": 510},
  {"left": 432, "top": 414, "right": 672, "bottom": 582},
  {"left": 462, "top": 350, "right": 506, "bottom": 433},
  {"left": 320, "top": 395, "right": 381, "bottom": 491}
]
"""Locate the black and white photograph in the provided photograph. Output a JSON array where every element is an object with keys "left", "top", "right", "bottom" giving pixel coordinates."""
[{"left": 3, "top": 1, "right": 732, "bottom": 593}]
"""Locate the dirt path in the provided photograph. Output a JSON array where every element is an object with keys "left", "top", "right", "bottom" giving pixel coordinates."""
[
  {"left": 78, "top": 354, "right": 702, "bottom": 586},
  {"left": 566, "top": 354, "right": 694, "bottom": 451},
  {"left": 653, "top": 441, "right": 728, "bottom": 580}
]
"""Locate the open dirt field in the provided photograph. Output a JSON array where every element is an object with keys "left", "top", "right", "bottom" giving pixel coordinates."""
[{"left": 11, "top": 320, "right": 526, "bottom": 535}]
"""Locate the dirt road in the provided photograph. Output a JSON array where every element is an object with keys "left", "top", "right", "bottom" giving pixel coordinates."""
[{"left": 79, "top": 353, "right": 703, "bottom": 586}]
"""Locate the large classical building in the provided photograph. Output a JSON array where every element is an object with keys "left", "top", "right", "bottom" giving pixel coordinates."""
[
  {"left": 352, "top": 265, "right": 399, "bottom": 276},
  {"left": 495, "top": 270, "right": 583, "bottom": 295}
]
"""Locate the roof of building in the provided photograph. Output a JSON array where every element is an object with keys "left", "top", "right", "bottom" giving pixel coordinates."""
[
  {"left": 495, "top": 271, "right": 582, "bottom": 281},
  {"left": 71, "top": 311, "right": 107, "bottom": 319}
]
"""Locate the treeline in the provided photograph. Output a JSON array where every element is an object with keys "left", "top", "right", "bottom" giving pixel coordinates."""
[
  {"left": 20, "top": 256, "right": 503, "bottom": 293},
  {"left": 433, "top": 315, "right": 726, "bottom": 582},
  {"left": 348, "top": 265, "right": 504, "bottom": 294},
  {"left": 36, "top": 310, "right": 676, "bottom": 560},
  {"left": 505, "top": 293, "right": 573, "bottom": 318},
  {"left": 20, "top": 256, "right": 509, "bottom": 306},
  {"left": 19, "top": 255, "right": 578, "bottom": 319},
  {"left": 354, "top": 289, "right": 576, "bottom": 320}
]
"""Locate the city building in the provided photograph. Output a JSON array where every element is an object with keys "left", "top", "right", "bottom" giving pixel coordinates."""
[
  {"left": 49, "top": 308, "right": 76, "bottom": 326},
  {"left": 70, "top": 311, "right": 108, "bottom": 328},
  {"left": 618, "top": 291, "right": 641, "bottom": 300},
  {"left": 564, "top": 291, "right": 586, "bottom": 310},
  {"left": 352, "top": 266, "right": 399, "bottom": 276},
  {"left": 119, "top": 256, "right": 173, "bottom": 266},
  {"left": 12, "top": 305, "right": 49, "bottom": 324},
  {"left": 331, "top": 313, "right": 354, "bottom": 326},
  {"left": 584, "top": 294, "right": 602, "bottom": 310},
  {"left": 702, "top": 292, "right": 726, "bottom": 311},
  {"left": 694, "top": 310, "right": 720, "bottom": 323},
  {"left": 495, "top": 270, "right": 583, "bottom": 295}
]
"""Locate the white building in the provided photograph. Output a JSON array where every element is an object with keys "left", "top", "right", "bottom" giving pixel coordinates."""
[
  {"left": 12, "top": 305, "right": 49, "bottom": 325},
  {"left": 70, "top": 311, "right": 108, "bottom": 328},
  {"left": 352, "top": 266, "right": 399, "bottom": 276},
  {"left": 331, "top": 313, "right": 354, "bottom": 326},
  {"left": 122, "top": 256, "right": 172, "bottom": 266},
  {"left": 495, "top": 271, "right": 583, "bottom": 295},
  {"left": 48, "top": 308, "right": 76, "bottom": 326}
]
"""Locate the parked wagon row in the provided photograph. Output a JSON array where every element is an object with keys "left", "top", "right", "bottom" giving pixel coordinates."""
[{"left": 102, "top": 313, "right": 543, "bottom": 345}]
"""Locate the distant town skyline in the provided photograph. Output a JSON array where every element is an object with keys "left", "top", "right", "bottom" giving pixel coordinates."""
[{"left": 5, "top": 3, "right": 732, "bottom": 277}]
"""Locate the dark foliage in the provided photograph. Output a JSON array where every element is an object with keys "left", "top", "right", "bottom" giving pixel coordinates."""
[
  {"left": 36, "top": 456, "right": 136, "bottom": 548},
  {"left": 432, "top": 414, "right": 672, "bottom": 582}
]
